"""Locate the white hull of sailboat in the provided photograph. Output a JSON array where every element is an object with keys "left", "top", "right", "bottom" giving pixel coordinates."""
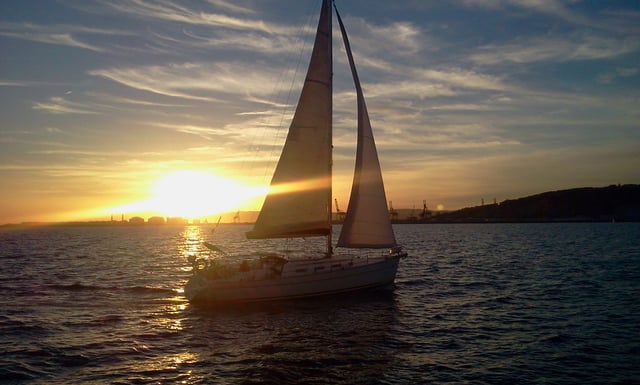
[{"left": 184, "top": 254, "right": 401, "bottom": 303}]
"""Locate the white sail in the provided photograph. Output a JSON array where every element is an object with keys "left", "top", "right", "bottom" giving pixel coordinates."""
[
  {"left": 335, "top": 7, "right": 397, "bottom": 249},
  {"left": 247, "top": 1, "right": 332, "bottom": 239}
]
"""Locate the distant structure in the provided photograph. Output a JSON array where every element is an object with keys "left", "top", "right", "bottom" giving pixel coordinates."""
[
  {"left": 167, "top": 217, "right": 188, "bottom": 225},
  {"left": 148, "top": 216, "right": 165, "bottom": 225},
  {"left": 129, "top": 216, "right": 144, "bottom": 225},
  {"left": 388, "top": 201, "right": 398, "bottom": 221},
  {"left": 419, "top": 199, "right": 430, "bottom": 219},
  {"left": 334, "top": 199, "right": 346, "bottom": 222}
]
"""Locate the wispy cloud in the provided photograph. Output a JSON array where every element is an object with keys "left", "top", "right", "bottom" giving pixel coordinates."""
[
  {"left": 88, "top": 92, "right": 189, "bottom": 108},
  {"left": 206, "top": 0, "right": 256, "bottom": 15},
  {"left": 418, "top": 68, "right": 513, "bottom": 91},
  {"left": 89, "top": 61, "right": 291, "bottom": 101},
  {"left": 0, "top": 79, "right": 68, "bottom": 87},
  {"left": 597, "top": 67, "right": 640, "bottom": 84},
  {"left": 350, "top": 66, "right": 513, "bottom": 104},
  {"left": 97, "top": 0, "right": 290, "bottom": 34},
  {"left": 471, "top": 34, "right": 639, "bottom": 65},
  {"left": 461, "top": 0, "right": 595, "bottom": 26},
  {"left": 32, "top": 97, "right": 101, "bottom": 115},
  {"left": 0, "top": 22, "right": 129, "bottom": 52},
  {"left": 339, "top": 16, "right": 424, "bottom": 56},
  {"left": 462, "top": 0, "right": 640, "bottom": 42},
  {"left": 0, "top": 80, "right": 30, "bottom": 87},
  {"left": 176, "top": 28, "right": 302, "bottom": 54},
  {"left": 150, "top": 122, "right": 235, "bottom": 141}
]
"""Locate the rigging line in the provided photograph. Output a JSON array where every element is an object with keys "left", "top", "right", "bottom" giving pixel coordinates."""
[
  {"left": 237, "top": 1, "right": 320, "bottom": 187},
  {"left": 234, "top": 3, "right": 314, "bottom": 176},
  {"left": 260, "top": 0, "right": 321, "bottom": 185}
]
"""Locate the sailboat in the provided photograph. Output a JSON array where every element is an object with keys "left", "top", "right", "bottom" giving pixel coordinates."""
[{"left": 184, "top": 0, "right": 407, "bottom": 303}]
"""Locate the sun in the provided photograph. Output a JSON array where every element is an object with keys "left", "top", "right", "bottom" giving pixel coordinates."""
[{"left": 149, "top": 170, "right": 265, "bottom": 219}]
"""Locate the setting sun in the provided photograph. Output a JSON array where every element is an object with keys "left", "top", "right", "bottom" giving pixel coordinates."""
[
  {"left": 147, "top": 170, "right": 267, "bottom": 219},
  {"left": 98, "top": 170, "right": 268, "bottom": 222}
]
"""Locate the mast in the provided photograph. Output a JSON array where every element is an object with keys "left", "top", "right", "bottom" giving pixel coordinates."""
[{"left": 327, "top": 0, "right": 333, "bottom": 256}]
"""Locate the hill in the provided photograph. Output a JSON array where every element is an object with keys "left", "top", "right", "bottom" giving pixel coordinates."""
[{"left": 429, "top": 184, "right": 640, "bottom": 223}]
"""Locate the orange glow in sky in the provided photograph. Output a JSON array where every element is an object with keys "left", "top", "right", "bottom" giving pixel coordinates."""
[
  {"left": 104, "top": 170, "right": 268, "bottom": 220},
  {"left": 151, "top": 170, "right": 267, "bottom": 218}
]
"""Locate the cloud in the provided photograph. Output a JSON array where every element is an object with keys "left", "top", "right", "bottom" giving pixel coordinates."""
[
  {"left": 89, "top": 61, "right": 291, "bottom": 101},
  {"left": 206, "top": 0, "right": 255, "bottom": 15},
  {"left": 98, "top": 0, "right": 291, "bottom": 34},
  {"left": 0, "top": 79, "right": 68, "bottom": 88},
  {"left": 471, "top": 34, "right": 638, "bottom": 65},
  {"left": 461, "top": 0, "right": 593, "bottom": 26},
  {"left": 45, "top": 127, "right": 64, "bottom": 134},
  {"left": 175, "top": 28, "right": 303, "bottom": 54},
  {"left": 32, "top": 97, "right": 101, "bottom": 115},
  {"left": 339, "top": 16, "right": 424, "bottom": 56},
  {"left": 150, "top": 122, "right": 235, "bottom": 141},
  {"left": 459, "top": 0, "right": 640, "bottom": 37},
  {"left": 0, "top": 22, "right": 129, "bottom": 52},
  {"left": 90, "top": 65, "right": 213, "bottom": 101},
  {"left": 343, "top": 66, "right": 513, "bottom": 105},
  {"left": 597, "top": 67, "right": 640, "bottom": 84},
  {"left": 0, "top": 80, "right": 30, "bottom": 87},
  {"left": 88, "top": 92, "right": 189, "bottom": 108},
  {"left": 418, "top": 68, "right": 513, "bottom": 91}
]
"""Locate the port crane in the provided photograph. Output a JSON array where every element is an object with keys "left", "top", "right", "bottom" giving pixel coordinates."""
[
  {"left": 334, "top": 198, "right": 346, "bottom": 222},
  {"left": 388, "top": 201, "right": 398, "bottom": 221}
]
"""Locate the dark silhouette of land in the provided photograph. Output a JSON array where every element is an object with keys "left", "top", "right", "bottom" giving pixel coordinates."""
[{"left": 422, "top": 184, "right": 640, "bottom": 223}]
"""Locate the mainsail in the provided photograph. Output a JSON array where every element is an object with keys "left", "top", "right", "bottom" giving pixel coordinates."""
[{"left": 247, "top": 1, "right": 332, "bottom": 240}]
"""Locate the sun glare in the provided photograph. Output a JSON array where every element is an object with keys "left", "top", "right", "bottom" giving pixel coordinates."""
[{"left": 148, "top": 170, "right": 266, "bottom": 219}]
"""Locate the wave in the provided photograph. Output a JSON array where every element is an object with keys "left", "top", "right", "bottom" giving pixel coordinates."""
[{"left": 47, "top": 283, "right": 175, "bottom": 294}]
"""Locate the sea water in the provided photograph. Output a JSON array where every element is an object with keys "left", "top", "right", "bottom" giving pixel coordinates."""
[{"left": 1, "top": 223, "right": 638, "bottom": 384}]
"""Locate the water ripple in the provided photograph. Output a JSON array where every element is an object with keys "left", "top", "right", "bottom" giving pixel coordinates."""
[{"left": 0, "top": 223, "right": 639, "bottom": 384}]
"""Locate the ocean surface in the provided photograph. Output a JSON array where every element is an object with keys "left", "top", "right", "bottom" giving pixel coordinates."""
[{"left": 1, "top": 223, "right": 638, "bottom": 384}]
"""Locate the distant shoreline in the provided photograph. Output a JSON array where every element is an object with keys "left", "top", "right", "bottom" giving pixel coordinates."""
[
  {"left": 1, "top": 218, "right": 634, "bottom": 229},
  {"left": 3, "top": 184, "right": 638, "bottom": 227}
]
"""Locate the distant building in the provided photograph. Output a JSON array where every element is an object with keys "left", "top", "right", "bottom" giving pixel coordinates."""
[
  {"left": 167, "top": 217, "right": 188, "bottom": 225},
  {"left": 129, "top": 216, "right": 144, "bottom": 225},
  {"left": 148, "top": 216, "right": 165, "bottom": 225}
]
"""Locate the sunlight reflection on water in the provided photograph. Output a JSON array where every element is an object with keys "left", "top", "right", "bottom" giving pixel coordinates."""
[{"left": 179, "top": 226, "right": 206, "bottom": 259}]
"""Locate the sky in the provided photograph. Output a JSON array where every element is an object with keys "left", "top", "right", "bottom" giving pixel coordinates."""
[{"left": 1, "top": 0, "right": 639, "bottom": 224}]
